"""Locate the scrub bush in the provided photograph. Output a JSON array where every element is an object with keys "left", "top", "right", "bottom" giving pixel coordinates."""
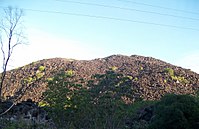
[{"left": 148, "top": 94, "right": 199, "bottom": 129}]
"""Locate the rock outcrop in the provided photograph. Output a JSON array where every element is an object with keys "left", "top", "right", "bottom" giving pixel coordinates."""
[{"left": 0, "top": 99, "right": 55, "bottom": 128}]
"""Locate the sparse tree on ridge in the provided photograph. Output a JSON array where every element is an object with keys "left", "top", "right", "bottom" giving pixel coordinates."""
[{"left": 0, "top": 6, "right": 25, "bottom": 103}]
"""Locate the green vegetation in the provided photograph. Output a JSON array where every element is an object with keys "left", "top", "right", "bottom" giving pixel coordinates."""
[
  {"left": 23, "top": 66, "right": 45, "bottom": 84},
  {"left": 126, "top": 75, "right": 133, "bottom": 80},
  {"left": 33, "top": 66, "right": 45, "bottom": 79},
  {"left": 41, "top": 69, "right": 148, "bottom": 128},
  {"left": 36, "top": 72, "right": 44, "bottom": 79},
  {"left": 23, "top": 77, "right": 34, "bottom": 84},
  {"left": 46, "top": 77, "right": 53, "bottom": 81},
  {"left": 134, "top": 77, "right": 139, "bottom": 81},
  {"left": 0, "top": 119, "right": 50, "bottom": 129},
  {"left": 109, "top": 66, "right": 118, "bottom": 71},
  {"left": 164, "top": 67, "right": 175, "bottom": 76},
  {"left": 148, "top": 94, "right": 199, "bottom": 129},
  {"left": 171, "top": 76, "right": 189, "bottom": 84},
  {"left": 38, "top": 65, "right": 45, "bottom": 72},
  {"left": 164, "top": 67, "right": 189, "bottom": 84},
  {"left": 65, "top": 69, "right": 74, "bottom": 77},
  {"left": 40, "top": 68, "right": 199, "bottom": 129}
]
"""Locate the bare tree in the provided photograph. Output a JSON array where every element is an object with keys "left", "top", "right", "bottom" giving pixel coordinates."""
[{"left": 0, "top": 6, "right": 25, "bottom": 102}]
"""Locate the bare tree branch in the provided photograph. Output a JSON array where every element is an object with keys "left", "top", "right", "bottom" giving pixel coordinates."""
[
  {"left": 0, "top": 6, "right": 27, "bottom": 116},
  {"left": 0, "top": 39, "right": 6, "bottom": 68},
  {"left": 0, "top": 6, "right": 25, "bottom": 102},
  {"left": 0, "top": 103, "right": 15, "bottom": 116}
]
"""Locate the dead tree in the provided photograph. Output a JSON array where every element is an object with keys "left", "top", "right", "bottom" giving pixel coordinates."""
[{"left": 0, "top": 6, "right": 25, "bottom": 102}]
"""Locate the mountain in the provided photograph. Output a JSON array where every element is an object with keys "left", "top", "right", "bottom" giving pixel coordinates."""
[{"left": 2, "top": 54, "right": 199, "bottom": 102}]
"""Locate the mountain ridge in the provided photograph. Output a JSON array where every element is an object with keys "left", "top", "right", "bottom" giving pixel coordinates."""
[{"left": 2, "top": 54, "right": 199, "bottom": 102}]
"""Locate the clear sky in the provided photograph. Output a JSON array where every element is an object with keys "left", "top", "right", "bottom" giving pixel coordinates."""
[{"left": 0, "top": 0, "right": 199, "bottom": 73}]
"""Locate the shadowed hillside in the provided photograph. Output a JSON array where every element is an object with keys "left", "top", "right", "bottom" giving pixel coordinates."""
[{"left": 2, "top": 54, "right": 199, "bottom": 102}]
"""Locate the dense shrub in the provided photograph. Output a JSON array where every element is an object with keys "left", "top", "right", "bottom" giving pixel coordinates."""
[
  {"left": 42, "top": 70, "right": 145, "bottom": 128},
  {"left": 86, "top": 70, "right": 133, "bottom": 128},
  {"left": 0, "top": 119, "right": 50, "bottom": 129},
  {"left": 148, "top": 94, "right": 199, "bottom": 129},
  {"left": 42, "top": 70, "right": 199, "bottom": 129},
  {"left": 42, "top": 70, "right": 84, "bottom": 128}
]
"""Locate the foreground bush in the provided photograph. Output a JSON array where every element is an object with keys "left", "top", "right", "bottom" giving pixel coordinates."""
[
  {"left": 42, "top": 69, "right": 199, "bottom": 129},
  {"left": 42, "top": 70, "right": 149, "bottom": 128},
  {"left": 148, "top": 94, "right": 199, "bottom": 129},
  {"left": 0, "top": 119, "right": 51, "bottom": 129}
]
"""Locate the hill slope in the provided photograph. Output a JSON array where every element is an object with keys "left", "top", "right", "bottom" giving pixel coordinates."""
[{"left": 2, "top": 54, "right": 199, "bottom": 102}]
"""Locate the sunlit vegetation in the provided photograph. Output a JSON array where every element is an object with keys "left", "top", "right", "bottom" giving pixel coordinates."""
[
  {"left": 109, "top": 66, "right": 118, "bottom": 71},
  {"left": 65, "top": 69, "right": 74, "bottom": 77},
  {"left": 134, "top": 77, "right": 139, "bottom": 81},
  {"left": 23, "top": 77, "right": 35, "bottom": 84},
  {"left": 164, "top": 67, "right": 175, "bottom": 76},
  {"left": 41, "top": 70, "right": 149, "bottom": 128},
  {"left": 140, "top": 66, "right": 144, "bottom": 70},
  {"left": 38, "top": 65, "right": 45, "bottom": 72},
  {"left": 36, "top": 68, "right": 199, "bottom": 129},
  {"left": 164, "top": 67, "right": 189, "bottom": 84}
]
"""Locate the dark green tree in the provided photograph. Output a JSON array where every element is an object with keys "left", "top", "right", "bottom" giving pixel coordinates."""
[
  {"left": 42, "top": 70, "right": 84, "bottom": 128},
  {"left": 42, "top": 69, "right": 143, "bottom": 128},
  {"left": 149, "top": 94, "right": 199, "bottom": 129},
  {"left": 85, "top": 70, "right": 136, "bottom": 128}
]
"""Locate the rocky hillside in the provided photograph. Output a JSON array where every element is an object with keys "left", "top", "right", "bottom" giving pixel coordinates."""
[{"left": 2, "top": 54, "right": 199, "bottom": 102}]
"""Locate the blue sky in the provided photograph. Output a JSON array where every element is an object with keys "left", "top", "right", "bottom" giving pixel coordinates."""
[{"left": 0, "top": 0, "right": 199, "bottom": 73}]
